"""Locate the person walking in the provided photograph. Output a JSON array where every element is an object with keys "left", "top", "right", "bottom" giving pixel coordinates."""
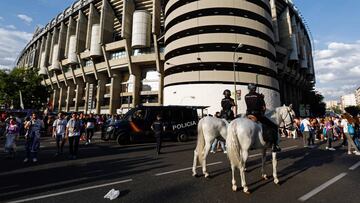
[
  {"left": 325, "top": 120, "right": 336, "bottom": 151},
  {"left": 85, "top": 113, "right": 96, "bottom": 145},
  {"left": 24, "top": 113, "right": 44, "bottom": 163},
  {"left": 4, "top": 117, "right": 19, "bottom": 158},
  {"left": 66, "top": 113, "right": 81, "bottom": 160},
  {"left": 52, "top": 112, "right": 67, "bottom": 157},
  {"left": 341, "top": 115, "right": 360, "bottom": 155},
  {"left": 151, "top": 114, "right": 165, "bottom": 156},
  {"left": 300, "top": 117, "right": 311, "bottom": 148}
]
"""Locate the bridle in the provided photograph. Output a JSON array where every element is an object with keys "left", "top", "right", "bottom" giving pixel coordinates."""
[{"left": 279, "top": 107, "right": 295, "bottom": 131}]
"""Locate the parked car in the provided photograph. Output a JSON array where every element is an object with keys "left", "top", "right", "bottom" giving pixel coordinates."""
[{"left": 101, "top": 106, "right": 207, "bottom": 145}]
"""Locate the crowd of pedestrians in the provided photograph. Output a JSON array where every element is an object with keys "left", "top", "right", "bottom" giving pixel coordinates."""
[
  {"left": 1, "top": 108, "right": 360, "bottom": 162},
  {"left": 0, "top": 111, "right": 117, "bottom": 162},
  {"left": 281, "top": 113, "right": 360, "bottom": 155}
]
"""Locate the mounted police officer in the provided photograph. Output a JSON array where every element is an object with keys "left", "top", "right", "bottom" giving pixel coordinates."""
[
  {"left": 221, "top": 89, "right": 236, "bottom": 121},
  {"left": 245, "top": 83, "right": 281, "bottom": 152}
]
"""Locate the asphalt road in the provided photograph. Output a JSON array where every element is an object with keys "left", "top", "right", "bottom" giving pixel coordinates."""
[{"left": 0, "top": 134, "right": 359, "bottom": 203}]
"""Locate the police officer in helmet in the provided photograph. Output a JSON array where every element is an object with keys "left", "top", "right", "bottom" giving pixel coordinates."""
[
  {"left": 221, "top": 89, "right": 236, "bottom": 121},
  {"left": 245, "top": 83, "right": 281, "bottom": 152}
]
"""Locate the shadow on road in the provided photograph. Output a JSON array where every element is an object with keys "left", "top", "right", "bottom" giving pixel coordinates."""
[{"left": 0, "top": 139, "right": 187, "bottom": 201}]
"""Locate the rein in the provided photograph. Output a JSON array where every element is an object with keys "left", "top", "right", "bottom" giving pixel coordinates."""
[{"left": 279, "top": 107, "right": 294, "bottom": 130}]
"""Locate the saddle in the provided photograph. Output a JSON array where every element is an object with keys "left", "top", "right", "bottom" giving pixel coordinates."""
[
  {"left": 247, "top": 114, "right": 276, "bottom": 144},
  {"left": 247, "top": 115, "right": 258, "bottom": 122}
]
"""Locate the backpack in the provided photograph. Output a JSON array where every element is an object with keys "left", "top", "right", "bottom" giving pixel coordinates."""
[
  {"left": 300, "top": 123, "right": 305, "bottom": 132},
  {"left": 348, "top": 124, "right": 355, "bottom": 135}
]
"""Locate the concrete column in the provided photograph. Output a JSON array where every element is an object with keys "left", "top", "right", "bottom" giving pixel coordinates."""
[
  {"left": 100, "top": 0, "right": 115, "bottom": 44},
  {"left": 74, "top": 82, "right": 85, "bottom": 112},
  {"left": 65, "top": 83, "right": 76, "bottom": 112},
  {"left": 58, "top": 85, "right": 67, "bottom": 112},
  {"left": 95, "top": 76, "right": 107, "bottom": 114},
  {"left": 52, "top": 89, "right": 59, "bottom": 112},
  {"left": 131, "top": 67, "right": 141, "bottom": 107},
  {"left": 109, "top": 74, "right": 121, "bottom": 114},
  {"left": 84, "top": 82, "right": 90, "bottom": 114}
]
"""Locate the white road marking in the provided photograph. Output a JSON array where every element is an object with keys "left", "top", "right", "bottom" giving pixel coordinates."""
[
  {"left": 298, "top": 173, "right": 347, "bottom": 202},
  {"left": 349, "top": 161, "right": 360, "bottom": 170},
  {"left": 155, "top": 161, "right": 223, "bottom": 176},
  {"left": 6, "top": 179, "right": 133, "bottom": 203}
]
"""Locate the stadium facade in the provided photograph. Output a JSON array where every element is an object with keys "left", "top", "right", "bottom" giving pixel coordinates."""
[{"left": 17, "top": 0, "right": 315, "bottom": 115}]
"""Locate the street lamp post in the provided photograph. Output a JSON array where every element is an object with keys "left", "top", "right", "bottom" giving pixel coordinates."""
[{"left": 233, "top": 43, "right": 243, "bottom": 115}]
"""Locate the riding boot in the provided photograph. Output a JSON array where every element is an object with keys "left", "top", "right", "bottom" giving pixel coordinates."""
[
  {"left": 272, "top": 133, "right": 281, "bottom": 152},
  {"left": 272, "top": 144, "right": 281, "bottom": 152}
]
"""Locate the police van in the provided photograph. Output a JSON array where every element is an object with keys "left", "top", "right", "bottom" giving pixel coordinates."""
[{"left": 102, "top": 106, "right": 207, "bottom": 145}]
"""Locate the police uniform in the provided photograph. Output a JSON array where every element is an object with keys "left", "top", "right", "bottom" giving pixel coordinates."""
[
  {"left": 245, "top": 92, "right": 266, "bottom": 117},
  {"left": 152, "top": 120, "right": 164, "bottom": 154},
  {"left": 221, "top": 97, "right": 235, "bottom": 120}
]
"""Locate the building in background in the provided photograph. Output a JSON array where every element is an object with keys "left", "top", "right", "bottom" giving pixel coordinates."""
[
  {"left": 325, "top": 100, "right": 340, "bottom": 110},
  {"left": 355, "top": 87, "right": 360, "bottom": 106},
  {"left": 17, "top": 0, "right": 315, "bottom": 115},
  {"left": 340, "top": 94, "right": 356, "bottom": 111}
]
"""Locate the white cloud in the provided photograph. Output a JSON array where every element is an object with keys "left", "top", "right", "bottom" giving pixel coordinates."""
[
  {"left": 0, "top": 27, "right": 32, "bottom": 70},
  {"left": 17, "top": 14, "right": 33, "bottom": 25},
  {"left": 314, "top": 40, "right": 360, "bottom": 101},
  {"left": 6, "top": 25, "right": 16, "bottom": 29}
]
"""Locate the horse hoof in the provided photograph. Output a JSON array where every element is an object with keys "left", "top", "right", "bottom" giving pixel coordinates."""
[
  {"left": 244, "top": 168, "right": 247, "bottom": 172},
  {"left": 204, "top": 173, "right": 210, "bottom": 178},
  {"left": 243, "top": 189, "right": 251, "bottom": 195},
  {"left": 192, "top": 173, "right": 197, "bottom": 177},
  {"left": 274, "top": 179, "right": 280, "bottom": 184},
  {"left": 232, "top": 185, "right": 237, "bottom": 192},
  {"left": 262, "top": 175, "right": 268, "bottom": 180}
]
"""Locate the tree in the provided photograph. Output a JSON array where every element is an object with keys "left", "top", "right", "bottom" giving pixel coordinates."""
[
  {"left": 302, "top": 91, "right": 326, "bottom": 117},
  {"left": 0, "top": 67, "right": 50, "bottom": 110},
  {"left": 331, "top": 106, "right": 342, "bottom": 115},
  {"left": 344, "top": 106, "right": 360, "bottom": 117}
]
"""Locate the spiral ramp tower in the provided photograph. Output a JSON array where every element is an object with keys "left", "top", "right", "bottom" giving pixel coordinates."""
[{"left": 163, "top": 0, "right": 280, "bottom": 114}]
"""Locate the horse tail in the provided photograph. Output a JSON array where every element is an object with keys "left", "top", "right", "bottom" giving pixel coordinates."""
[
  {"left": 196, "top": 119, "right": 205, "bottom": 165},
  {"left": 227, "top": 121, "right": 242, "bottom": 167}
]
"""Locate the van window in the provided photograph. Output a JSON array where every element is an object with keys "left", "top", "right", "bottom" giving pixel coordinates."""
[
  {"left": 170, "top": 109, "right": 183, "bottom": 122},
  {"left": 146, "top": 108, "right": 162, "bottom": 121},
  {"left": 183, "top": 109, "right": 196, "bottom": 121}
]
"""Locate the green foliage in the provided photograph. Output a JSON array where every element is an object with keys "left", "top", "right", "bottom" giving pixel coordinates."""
[
  {"left": 344, "top": 106, "right": 360, "bottom": 117},
  {"left": 331, "top": 106, "right": 342, "bottom": 115},
  {"left": 302, "top": 91, "right": 326, "bottom": 117},
  {"left": 0, "top": 67, "right": 49, "bottom": 110}
]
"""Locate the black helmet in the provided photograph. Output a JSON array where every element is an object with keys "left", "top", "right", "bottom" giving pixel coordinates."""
[
  {"left": 248, "top": 83, "right": 257, "bottom": 91},
  {"left": 223, "top": 89, "right": 231, "bottom": 96}
]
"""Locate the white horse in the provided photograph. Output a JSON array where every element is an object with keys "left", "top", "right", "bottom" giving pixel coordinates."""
[
  {"left": 227, "top": 105, "right": 295, "bottom": 193},
  {"left": 192, "top": 116, "right": 228, "bottom": 178}
]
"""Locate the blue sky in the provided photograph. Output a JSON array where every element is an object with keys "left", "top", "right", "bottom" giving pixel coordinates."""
[
  {"left": 0, "top": 0, "right": 359, "bottom": 101},
  {"left": 293, "top": 0, "right": 360, "bottom": 48}
]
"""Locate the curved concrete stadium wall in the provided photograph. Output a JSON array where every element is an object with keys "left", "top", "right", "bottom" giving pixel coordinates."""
[
  {"left": 131, "top": 10, "right": 151, "bottom": 48},
  {"left": 164, "top": 0, "right": 280, "bottom": 114}
]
